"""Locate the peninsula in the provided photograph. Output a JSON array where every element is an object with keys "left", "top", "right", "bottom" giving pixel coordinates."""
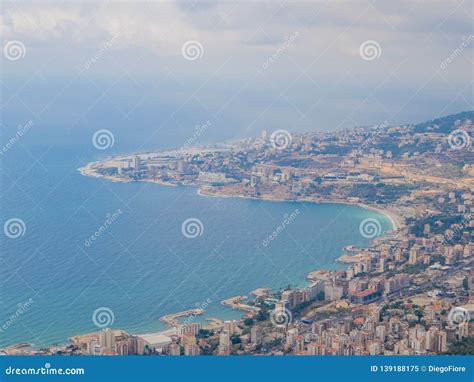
[{"left": 5, "top": 111, "right": 473, "bottom": 356}]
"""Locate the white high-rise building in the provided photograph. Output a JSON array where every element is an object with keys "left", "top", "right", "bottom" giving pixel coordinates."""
[
  {"left": 134, "top": 156, "right": 140, "bottom": 171},
  {"left": 99, "top": 328, "right": 116, "bottom": 354},
  {"left": 184, "top": 343, "right": 201, "bottom": 356},
  {"left": 223, "top": 320, "right": 239, "bottom": 335},
  {"left": 178, "top": 323, "right": 202, "bottom": 337},
  {"left": 218, "top": 330, "right": 231, "bottom": 355},
  {"left": 250, "top": 326, "right": 262, "bottom": 346},
  {"left": 286, "top": 328, "right": 298, "bottom": 348}
]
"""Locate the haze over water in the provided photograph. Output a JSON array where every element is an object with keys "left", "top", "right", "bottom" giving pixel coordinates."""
[
  {"left": 0, "top": 130, "right": 391, "bottom": 348},
  {"left": 5, "top": 0, "right": 470, "bottom": 350}
]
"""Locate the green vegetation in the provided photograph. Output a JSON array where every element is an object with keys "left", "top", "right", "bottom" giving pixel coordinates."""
[
  {"left": 243, "top": 318, "right": 254, "bottom": 326},
  {"left": 196, "top": 329, "right": 212, "bottom": 339},
  {"left": 98, "top": 167, "right": 118, "bottom": 176},
  {"left": 408, "top": 214, "right": 463, "bottom": 237},
  {"left": 231, "top": 335, "right": 241, "bottom": 345},
  {"left": 445, "top": 337, "right": 474, "bottom": 355},
  {"left": 403, "top": 263, "right": 426, "bottom": 274},
  {"left": 347, "top": 183, "right": 414, "bottom": 204},
  {"left": 414, "top": 111, "right": 474, "bottom": 134}
]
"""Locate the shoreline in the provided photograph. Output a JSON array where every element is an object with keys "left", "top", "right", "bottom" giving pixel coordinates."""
[
  {"left": 38, "top": 161, "right": 407, "bottom": 350},
  {"left": 78, "top": 161, "right": 403, "bottom": 232},
  {"left": 196, "top": 187, "right": 402, "bottom": 232}
]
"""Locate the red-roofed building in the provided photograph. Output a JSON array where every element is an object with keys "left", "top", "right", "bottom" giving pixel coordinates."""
[{"left": 350, "top": 288, "right": 382, "bottom": 304}]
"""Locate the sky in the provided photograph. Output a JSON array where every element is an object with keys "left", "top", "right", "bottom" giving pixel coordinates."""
[{"left": 1, "top": 0, "right": 473, "bottom": 150}]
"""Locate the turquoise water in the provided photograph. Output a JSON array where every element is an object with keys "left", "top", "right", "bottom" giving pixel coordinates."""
[{"left": 0, "top": 142, "right": 391, "bottom": 348}]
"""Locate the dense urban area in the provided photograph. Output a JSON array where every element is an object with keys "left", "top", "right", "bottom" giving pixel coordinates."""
[{"left": 4, "top": 111, "right": 473, "bottom": 356}]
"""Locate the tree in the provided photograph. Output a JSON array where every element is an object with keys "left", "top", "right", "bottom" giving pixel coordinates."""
[
  {"left": 231, "top": 335, "right": 241, "bottom": 345},
  {"left": 244, "top": 318, "right": 253, "bottom": 326},
  {"left": 445, "top": 337, "right": 474, "bottom": 355},
  {"left": 414, "top": 309, "right": 424, "bottom": 321}
]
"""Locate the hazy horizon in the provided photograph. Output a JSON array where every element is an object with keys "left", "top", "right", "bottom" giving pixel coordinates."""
[{"left": 2, "top": 0, "right": 473, "bottom": 153}]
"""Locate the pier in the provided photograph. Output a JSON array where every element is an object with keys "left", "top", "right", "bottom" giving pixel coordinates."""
[
  {"left": 222, "top": 295, "right": 260, "bottom": 317},
  {"left": 160, "top": 309, "right": 205, "bottom": 328}
]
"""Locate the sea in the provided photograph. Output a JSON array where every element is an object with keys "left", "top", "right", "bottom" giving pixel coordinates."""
[{"left": 0, "top": 116, "right": 391, "bottom": 349}]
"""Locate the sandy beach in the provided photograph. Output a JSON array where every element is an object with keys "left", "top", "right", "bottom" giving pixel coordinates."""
[
  {"left": 79, "top": 160, "right": 404, "bottom": 233},
  {"left": 197, "top": 187, "right": 403, "bottom": 231}
]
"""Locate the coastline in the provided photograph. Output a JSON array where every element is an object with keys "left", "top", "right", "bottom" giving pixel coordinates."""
[
  {"left": 78, "top": 160, "right": 403, "bottom": 233},
  {"left": 196, "top": 187, "right": 402, "bottom": 232},
  {"left": 58, "top": 160, "right": 406, "bottom": 350}
]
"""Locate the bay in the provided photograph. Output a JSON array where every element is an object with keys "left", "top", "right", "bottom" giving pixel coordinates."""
[{"left": 0, "top": 142, "right": 391, "bottom": 348}]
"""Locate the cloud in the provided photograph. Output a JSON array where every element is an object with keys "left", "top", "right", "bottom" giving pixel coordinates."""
[
  {"left": 1, "top": 0, "right": 471, "bottom": 132},
  {"left": 3, "top": 1, "right": 469, "bottom": 50}
]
